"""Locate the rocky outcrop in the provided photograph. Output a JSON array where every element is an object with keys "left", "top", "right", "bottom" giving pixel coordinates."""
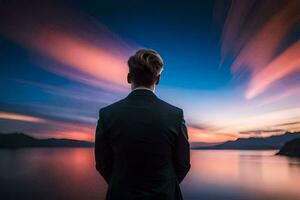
[{"left": 276, "top": 138, "right": 300, "bottom": 158}]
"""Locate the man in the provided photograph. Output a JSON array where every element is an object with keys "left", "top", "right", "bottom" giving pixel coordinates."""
[{"left": 95, "top": 49, "right": 190, "bottom": 200}]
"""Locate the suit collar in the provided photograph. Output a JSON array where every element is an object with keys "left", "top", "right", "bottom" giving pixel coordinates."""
[{"left": 127, "top": 88, "right": 157, "bottom": 98}]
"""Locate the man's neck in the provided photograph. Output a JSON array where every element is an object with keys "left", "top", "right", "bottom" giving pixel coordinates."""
[{"left": 131, "top": 85, "right": 155, "bottom": 93}]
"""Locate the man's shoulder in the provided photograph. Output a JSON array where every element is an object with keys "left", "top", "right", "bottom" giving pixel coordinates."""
[
  {"left": 99, "top": 96, "right": 183, "bottom": 116},
  {"left": 99, "top": 98, "right": 127, "bottom": 114},
  {"left": 156, "top": 98, "right": 183, "bottom": 115}
]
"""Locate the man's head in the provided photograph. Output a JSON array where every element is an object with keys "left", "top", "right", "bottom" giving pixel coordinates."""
[{"left": 127, "top": 49, "right": 164, "bottom": 89}]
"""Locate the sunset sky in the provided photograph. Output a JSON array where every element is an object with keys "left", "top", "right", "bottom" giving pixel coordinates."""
[{"left": 0, "top": 0, "right": 299, "bottom": 143}]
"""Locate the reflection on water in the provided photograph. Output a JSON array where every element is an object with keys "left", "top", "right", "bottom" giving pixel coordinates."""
[
  {"left": 182, "top": 150, "right": 300, "bottom": 200},
  {"left": 0, "top": 149, "right": 300, "bottom": 200},
  {"left": 0, "top": 148, "right": 106, "bottom": 200}
]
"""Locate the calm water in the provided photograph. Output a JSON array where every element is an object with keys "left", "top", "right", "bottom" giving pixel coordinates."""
[{"left": 1, "top": 149, "right": 300, "bottom": 200}]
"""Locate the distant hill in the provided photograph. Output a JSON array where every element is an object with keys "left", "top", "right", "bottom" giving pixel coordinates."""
[
  {"left": 190, "top": 142, "right": 221, "bottom": 148},
  {"left": 276, "top": 138, "right": 300, "bottom": 157},
  {"left": 193, "top": 132, "right": 300, "bottom": 150},
  {"left": 0, "top": 132, "right": 94, "bottom": 148}
]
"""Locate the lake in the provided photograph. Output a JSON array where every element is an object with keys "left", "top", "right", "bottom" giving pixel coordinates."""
[{"left": 1, "top": 149, "right": 300, "bottom": 200}]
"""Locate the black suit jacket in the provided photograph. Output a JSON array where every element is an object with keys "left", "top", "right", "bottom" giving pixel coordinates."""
[{"left": 95, "top": 89, "right": 190, "bottom": 200}]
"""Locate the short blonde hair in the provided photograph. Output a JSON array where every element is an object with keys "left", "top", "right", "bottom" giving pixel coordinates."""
[{"left": 128, "top": 49, "right": 164, "bottom": 86}]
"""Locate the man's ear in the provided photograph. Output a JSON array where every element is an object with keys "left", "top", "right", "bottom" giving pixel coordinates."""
[
  {"left": 155, "top": 75, "right": 160, "bottom": 85},
  {"left": 127, "top": 73, "right": 132, "bottom": 84}
]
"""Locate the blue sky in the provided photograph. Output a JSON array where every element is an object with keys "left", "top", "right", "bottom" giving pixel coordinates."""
[{"left": 0, "top": 0, "right": 299, "bottom": 142}]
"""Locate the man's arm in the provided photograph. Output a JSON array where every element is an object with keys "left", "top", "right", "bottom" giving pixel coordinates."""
[
  {"left": 173, "top": 109, "right": 191, "bottom": 183},
  {"left": 95, "top": 109, "right": 113, "bottom": 183}
]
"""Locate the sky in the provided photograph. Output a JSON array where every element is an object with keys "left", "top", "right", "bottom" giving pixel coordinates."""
[{"left": 0, "top": 0, "right": 299, "bottom": 143}]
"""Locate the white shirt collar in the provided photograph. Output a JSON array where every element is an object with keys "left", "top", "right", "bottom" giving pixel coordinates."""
[{"left": 132, "top": 86, "right": 155, "bottom": 93}]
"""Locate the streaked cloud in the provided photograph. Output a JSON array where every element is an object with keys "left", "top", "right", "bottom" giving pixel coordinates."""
[
  {"left": 0, "top": 111, "right": 95, "bottom": 141},
  {"left": 0, "top": 112, "right": 46, "bottom": 123},
  {"left": 30, "top": 29, "right": 130, "bottom": 91},
  {"left": 246, "top": 41, "right": 300, "bottom": 99},
  {"left": 274, "top": 120, "right": 300, "bottom": 132},
  {"left": 220, "top": 0, "right": 300, "bottom": 99},
  {"left": 275, "top": 121, "right": 300, "bottom": 127},
  {"left": 0, "top": 0, "right": 134, "bottom": 92},
  {"left": 13, "top": 79, "right": 122, "bottom": 105},
  {"left": 257, "top": 85, "right": 300, "bottom": 107},
  {"left": 239, "top": 129, "right": 285, "bottom": 135}
]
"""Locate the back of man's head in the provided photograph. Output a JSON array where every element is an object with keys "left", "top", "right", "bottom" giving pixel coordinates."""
[{"left": 127, "top": 49, "right": 164, "bottom": 87}]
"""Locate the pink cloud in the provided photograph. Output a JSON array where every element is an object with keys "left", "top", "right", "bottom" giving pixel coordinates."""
[
  {"left": 246, "top": 41, "right": 300, "bottom": 99},
  {"left": 231, "top": 0, "right": 299, "bottom": 74},
  {"left": 0, "top": 112, "right": 46, "bottom": 123},
  {"left": 257, "top": 85, "right": 300, "bottom": 107},
  {"left": 0, "top": 2, "right": 134, "bottom": 92},
  {"left": 220, "top": 0, "right": 300, "bottom": 99},
  {"left": 31, "top": 28, "right": 130, "bottom": 91}
]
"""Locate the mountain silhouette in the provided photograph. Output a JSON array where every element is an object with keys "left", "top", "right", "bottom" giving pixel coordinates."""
[
  {"left": 190, "top": 142, "right": 221, "bottom": 148},
  {"left": 0, "top": 132, "right": 94, "bottom": 148},
  {"left": 2, "top": 132, "right": 300, "bottom": 149},
  {"left": 193, "top": 132, "right": 300, "bottom": 150},
  {"left": 276, "top": 138, "right": 300, "bottom": 157}
]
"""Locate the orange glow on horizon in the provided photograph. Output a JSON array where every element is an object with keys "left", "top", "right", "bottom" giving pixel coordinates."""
[
  {"left": 188, "top": 126, "right": 237, "bottom": 143},
  {"left": 38, "top": 130, "right": 95, "bottom": 142}
]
